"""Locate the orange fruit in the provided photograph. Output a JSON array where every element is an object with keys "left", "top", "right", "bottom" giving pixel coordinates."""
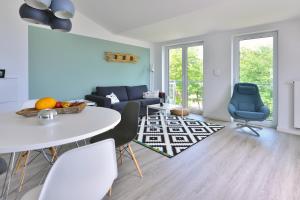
[{"left": 35, "top": 97, "right": 57, "bottom": 110}]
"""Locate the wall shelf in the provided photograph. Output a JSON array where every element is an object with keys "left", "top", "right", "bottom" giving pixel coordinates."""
[{"left": 105, "top": 52, "right": 138, "bottom": 63}]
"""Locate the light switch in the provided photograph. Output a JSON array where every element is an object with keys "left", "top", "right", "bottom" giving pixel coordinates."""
[{"left": 213, "top": 69, "right": 221, "bottom": 77}]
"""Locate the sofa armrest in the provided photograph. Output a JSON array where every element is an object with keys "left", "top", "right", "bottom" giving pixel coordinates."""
[{"left": 85, "top": 95, "right": 111, "bottom": 108}]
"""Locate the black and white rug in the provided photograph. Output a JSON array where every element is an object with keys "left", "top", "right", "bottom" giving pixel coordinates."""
[{"left": 135, "top": 113, "right": 225, "bottom": 158}]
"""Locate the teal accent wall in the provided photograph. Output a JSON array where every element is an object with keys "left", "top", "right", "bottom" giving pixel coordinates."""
[{"left": 29, "top": 26, "right": 150, "bottom": 101}]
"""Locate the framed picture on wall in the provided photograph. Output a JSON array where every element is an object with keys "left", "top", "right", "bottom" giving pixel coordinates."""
[{"left": 0, "top": 69, "right": 5, "bottom": 78}]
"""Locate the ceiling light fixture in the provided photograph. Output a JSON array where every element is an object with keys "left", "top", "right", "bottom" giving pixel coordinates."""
[
  {"left": 19, "top": 0, "right": 75, "bottom": 32},
  {"left": 19, "top": 4, "right": 50, "bottom": 25},
  {"left": 24, "top": 0, "right": 52, "bottom": 10},
  {"left": 50, "top": 0, "right": 75, "bottom": 19},
  {"left": 50, "top": 16, "right": 72, "bottom": 32}
]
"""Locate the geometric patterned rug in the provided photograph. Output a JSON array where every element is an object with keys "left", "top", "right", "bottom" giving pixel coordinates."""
[{"left": 135, "top": 113, "right": 225, "bottom": 158}]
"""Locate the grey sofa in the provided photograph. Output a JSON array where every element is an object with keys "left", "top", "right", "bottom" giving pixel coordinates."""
[{"left": 85, "top": 85, "right": 164, "bottom": 116}]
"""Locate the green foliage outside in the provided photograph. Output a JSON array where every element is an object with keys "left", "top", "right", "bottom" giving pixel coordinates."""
[
  {"left": 169, "top": 48, "right": 183, "bottom": 104},
  {"left": 168, "top": 46, "right": 273, "bottom": 119},
  {"left": 240, "top": 46, "right": 273, "bottom": 120},
  {"left": 169, "top": 47, "right": 203, "bottom": 107}
]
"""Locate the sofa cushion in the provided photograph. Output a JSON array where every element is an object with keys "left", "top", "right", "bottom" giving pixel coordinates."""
[
  {"left": 126, "top": 85, "right": 148, "bottom": 100},
  {"left": 110, "top": 101, "right": 129, "bottom": 112},
  {"left": 96, "top": 86, "right": 128, "bottom": 101},
  {"left": 139, "top": 98, "right": 160, "bottom": 107}
]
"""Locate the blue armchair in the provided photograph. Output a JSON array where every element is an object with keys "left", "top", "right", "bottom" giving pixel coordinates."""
[{"left": 228, "top": 83, "right": 270, "bottom": 136}]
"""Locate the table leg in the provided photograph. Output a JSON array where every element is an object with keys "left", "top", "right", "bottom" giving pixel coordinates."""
[
  {"left": 146, "top": 107, "right": 149, "bottom": 121},
  {"left": 1, "top": 152, "right": 16, "bottom": 200},
  {"left": 0, "top": 155, "right": 11, "bottom": 198}
]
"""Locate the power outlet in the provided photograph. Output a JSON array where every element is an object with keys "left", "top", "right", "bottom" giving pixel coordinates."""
[{"left": 0, "top": 69, "right": 5, "bottom": 78}]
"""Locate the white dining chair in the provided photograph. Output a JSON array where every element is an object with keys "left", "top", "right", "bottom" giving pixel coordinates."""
[{"left": 21, "top": 139, "right": 118, "bottom": 200}]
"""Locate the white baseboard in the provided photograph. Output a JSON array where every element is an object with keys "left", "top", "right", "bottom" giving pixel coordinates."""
[{"left": 277, "top": 126, "right": 300, "bottom": 135}]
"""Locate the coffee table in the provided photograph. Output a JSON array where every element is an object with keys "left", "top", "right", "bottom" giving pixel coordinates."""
[{"left": 146, "top": 103, "right": 183, "bottom": 120}]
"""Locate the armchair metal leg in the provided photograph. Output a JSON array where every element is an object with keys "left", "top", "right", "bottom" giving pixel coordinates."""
[
  {"left": 248, "top": 126, "right": 260, "bottom": 137},
  {"left": 236, "top": 121, "right": 261, "bottom": 137}
]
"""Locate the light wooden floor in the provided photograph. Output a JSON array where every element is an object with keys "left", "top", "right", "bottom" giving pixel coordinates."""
[{"left": 2, "top": 115, "right": 300, "bottom": 200}]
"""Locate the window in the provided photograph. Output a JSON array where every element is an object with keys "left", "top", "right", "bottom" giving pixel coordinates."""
[
  {"left": 166, "top": 42, "right": 204, "bottom": 114},
  {"left": 233, "top": 32, "right": 278, "bottom": 125}
]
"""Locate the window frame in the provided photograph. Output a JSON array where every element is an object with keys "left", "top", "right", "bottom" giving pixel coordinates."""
[
  {"left": 232, "top": 31, "right": 278, "bottom": 127},
  {"left": 165, "top": 41, "right": 204, "bottom": 110}
]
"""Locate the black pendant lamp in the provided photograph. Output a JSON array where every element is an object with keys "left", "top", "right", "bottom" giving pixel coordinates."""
[
  {"left": 50, "top": 15, "right": 72, "bottom": 32},
  {"left": 19, "top": 0, "right": 75, "bottom": 32},
  {"left": 19, "top": 4, "right": 50, "bottom": 25}
]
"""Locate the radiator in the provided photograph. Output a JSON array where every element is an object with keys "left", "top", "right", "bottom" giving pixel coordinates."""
[{"left": 294, "top": 81, "right": 300, "bottom": 128}]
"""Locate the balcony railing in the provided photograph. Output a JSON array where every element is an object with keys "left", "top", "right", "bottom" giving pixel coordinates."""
[{"left": 169, "top": 80, "right": 203, "bottom": 111}]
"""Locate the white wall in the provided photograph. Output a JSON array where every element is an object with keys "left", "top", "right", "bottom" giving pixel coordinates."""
[
  {"left": 154, "top": 18, "right": 300, "bottom": 135},
  {"left": 0, "top": 0, "right": 153, "bottom": 112},
  {"left": 0, "top": 2, "right": 28, "bottom": 112}
]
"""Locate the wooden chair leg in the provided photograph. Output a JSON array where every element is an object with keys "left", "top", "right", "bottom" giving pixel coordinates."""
[
  {"left": 18, "top": 151, "right": 30, "bottom": 192},
  {"left": 15, "top": 151, "right": 29, "bottom": 173},
  {"left": 49, "top": 147, "right": 58, "bottom": 162},
  {"left": 127, "top": 144, "right": 143, "bottom": 177},
  {"left": 108, "top": 187, "right": 112, "bottom": 197},
  {"left": 118, "top": 146, "right": 124, "bottom": 165},
  {"left": 14, "top": 153, "right": 23, "bottom": 174}
]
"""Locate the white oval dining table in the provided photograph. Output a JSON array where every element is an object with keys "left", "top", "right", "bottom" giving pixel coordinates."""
[{"left": 0, "top": 106, "right": 121, "bottom": 200}]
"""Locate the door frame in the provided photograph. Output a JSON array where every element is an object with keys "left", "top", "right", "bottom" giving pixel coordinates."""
[
  {"left": 165, "top": 41, "right": 204, "bottom": 109},
  {"left": 232, "top": 31, "right": 278, "bottom": 127}
]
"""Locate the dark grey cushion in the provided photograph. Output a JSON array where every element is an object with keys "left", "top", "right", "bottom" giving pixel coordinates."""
[
  {"left": 126, "top": 85, "right": 148, "bottom": 100},
  {"left": 111, "top": 101, "right": 129, "bottom": 112},
  {"left": 96, "top": 86, "right": 128, "bottom": 101},
  {"left": 140, "top": 98, "right": 160, "bottom": 107}
]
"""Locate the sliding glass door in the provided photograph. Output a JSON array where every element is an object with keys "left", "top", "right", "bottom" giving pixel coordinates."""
[{"left": 167, "top": 43, "right": 204, "bottom": 114}]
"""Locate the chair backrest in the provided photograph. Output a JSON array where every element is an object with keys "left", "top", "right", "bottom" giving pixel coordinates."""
[
  {"left": 115, "top": 101, "right": 140, "bottom": 143},
  {"left": 230, "top": 83, "right": 264, "bottom": 112},
  {"left": 39, "top": 139, "right": 117, "bottom": 200},
  {"left": 21, "top": 99, "right": 38, "bottom": 109}
]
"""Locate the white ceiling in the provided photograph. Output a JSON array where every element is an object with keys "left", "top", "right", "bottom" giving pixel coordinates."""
[{"left": 73, "top": 0, "right": 300, "bottom": 43}]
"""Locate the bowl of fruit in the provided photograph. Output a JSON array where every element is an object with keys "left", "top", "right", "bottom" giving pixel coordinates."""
[{"left": 16, "top": 97, "right": 87, "bottom": 117}]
